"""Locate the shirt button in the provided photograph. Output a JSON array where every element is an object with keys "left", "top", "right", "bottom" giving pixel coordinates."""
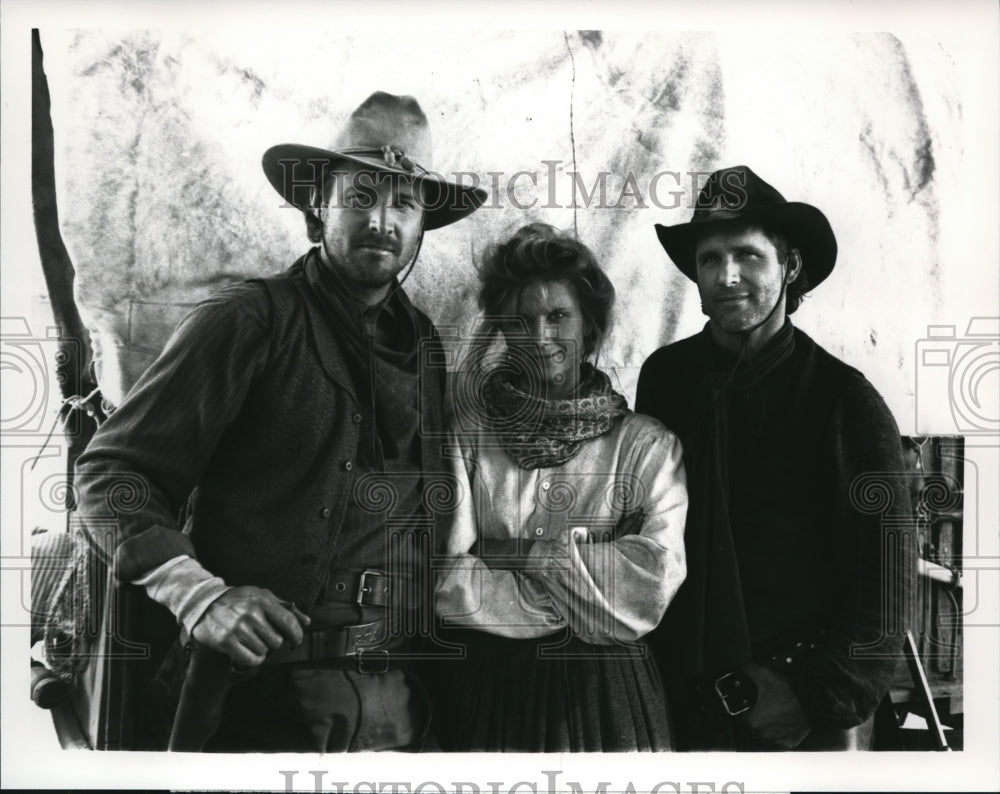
[
  {"left": 541, "top": 482, "right": 550, "bottom": 491},
  {"left": 320, "top": 507, "right": 331, "bottom": 518},
  {"left": 534, "top": 527, "right": 544, "bottom": 536},
  {"left": 353, "top": 413, "right": 363, "bottom": 423},
  {"left": 344, "top": 461, "right": 354, "bottom": 471}
]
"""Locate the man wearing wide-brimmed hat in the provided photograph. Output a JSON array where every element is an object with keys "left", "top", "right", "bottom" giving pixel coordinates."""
[
  {"left": 636, "top": 166, "right": 914, "bottom": 751},
  {"left": 75, "top": 92, "right": 486, "bottom": 751}
]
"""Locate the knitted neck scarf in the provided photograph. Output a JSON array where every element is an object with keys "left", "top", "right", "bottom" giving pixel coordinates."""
[
  {"left": 679, "top": 319, "right": 797, "bottom": 675},
  {"left": 481, "top": 362, "right": 628, "bottom": 470}
]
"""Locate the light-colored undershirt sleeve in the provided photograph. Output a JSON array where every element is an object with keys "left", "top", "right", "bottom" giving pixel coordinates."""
[{"left": 133, "top": 555, "right": 232, "bottom": 636}]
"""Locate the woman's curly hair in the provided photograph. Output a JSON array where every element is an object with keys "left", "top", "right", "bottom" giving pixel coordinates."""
[{"left": 476, "top": 223, "right": 615, "bottom": 359}]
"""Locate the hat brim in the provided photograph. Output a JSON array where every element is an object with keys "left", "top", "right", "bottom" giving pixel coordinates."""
[
  {"left": 262, "top": 144, "right": 487, "bottom": 231},
  {"left": 655, "top": 203, "right": 837, "bottom": 288}
]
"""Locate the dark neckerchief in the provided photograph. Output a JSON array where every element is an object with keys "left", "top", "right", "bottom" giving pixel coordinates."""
[
  {"left": 679, "top": 320, "right": 797, "bottom": 676},
  {"left": 304, "top": 247, "right": 420, "bottom": 371},
  {"left": 303, "top": 248, "right": 426, "bottom": 467}
]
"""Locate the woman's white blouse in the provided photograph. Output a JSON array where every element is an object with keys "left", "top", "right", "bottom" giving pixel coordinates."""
[{"left": 435, "top": 412, "right": 688, "bottom": 645}]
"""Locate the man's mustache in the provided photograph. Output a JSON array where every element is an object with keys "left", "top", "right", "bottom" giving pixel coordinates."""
[
  {"left": 713, "top": 289, "right": 751, "bottom": 301},
  {"left": 351, "top": 234, "right": 401, "bottom": 254}
]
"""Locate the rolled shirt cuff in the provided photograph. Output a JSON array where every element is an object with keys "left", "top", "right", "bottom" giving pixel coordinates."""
[{"left": 115, "top": 524, "right": 197, "bottom": 582}]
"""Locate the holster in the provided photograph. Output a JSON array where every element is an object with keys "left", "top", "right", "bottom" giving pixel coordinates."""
[{"left": 168, "top": 641, "right": 256, "bottom": 752}]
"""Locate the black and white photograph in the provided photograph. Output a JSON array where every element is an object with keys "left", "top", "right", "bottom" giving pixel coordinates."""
[{"left": 1, "top": 1, "right": 998, "bottom": 791}]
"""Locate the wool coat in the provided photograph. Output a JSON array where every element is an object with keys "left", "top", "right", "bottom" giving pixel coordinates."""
[
  {"left": 637, "top": 325, "right": 916, "bottom": 731},
  {"left": 74, "top": 255, "right": 448, "bottom": 610}
]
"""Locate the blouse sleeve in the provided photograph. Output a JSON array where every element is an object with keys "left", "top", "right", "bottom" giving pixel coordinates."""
[
  {"left": 525, "top": 420, "right": 688, "bottom": 645},
  {"left": 433, "top": 437, "right": 567, "bottom": 638}
]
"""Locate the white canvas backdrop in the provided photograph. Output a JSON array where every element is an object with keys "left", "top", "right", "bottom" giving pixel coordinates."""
[{"left": 37, "top": 27, "right": 997, "bottom": 429}]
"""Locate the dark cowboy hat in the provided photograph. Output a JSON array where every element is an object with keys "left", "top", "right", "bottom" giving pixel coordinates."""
[
  {"left": 654, "top": 165, "right": 837, "bottom": 287},
  {"left": 262, "top": 91, "right": 487, "bottom": 231}
]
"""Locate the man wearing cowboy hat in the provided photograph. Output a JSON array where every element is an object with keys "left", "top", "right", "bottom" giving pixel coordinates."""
[
  {"left": 75, "top": 91, "right": 486, "bottom": 751},
  {"left": 636, "top": 165, "right": 914, "bottom": 751}
]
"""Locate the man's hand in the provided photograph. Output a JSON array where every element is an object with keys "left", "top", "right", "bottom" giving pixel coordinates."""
[
  {"left": 737, "top": 662, "right": 811, "bottom": 750},
  {"left": 192, "top": 586, "right": 310, "bottom": 667}
]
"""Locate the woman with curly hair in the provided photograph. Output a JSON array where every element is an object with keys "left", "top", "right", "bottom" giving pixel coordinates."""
[{"left": 432, "top": 223, "right": 688, "bottom": 752}]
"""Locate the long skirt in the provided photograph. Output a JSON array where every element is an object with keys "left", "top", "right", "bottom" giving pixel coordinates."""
[{"left": 430, "top": 630, "right": 673, "bottom": 752}]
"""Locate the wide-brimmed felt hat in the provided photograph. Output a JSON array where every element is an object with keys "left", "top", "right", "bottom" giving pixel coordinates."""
[
  {"left": 654, "top": 165, "right": 837, "bottom": 287},
  {"left": 262, "top": 91, "right": 486, "bottom": 231}
]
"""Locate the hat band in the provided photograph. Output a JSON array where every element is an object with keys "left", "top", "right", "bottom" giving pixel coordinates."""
[
  {"left": 336, "top": 146, "right": 429, "bottom": 175},
  {"left": 307, "top": 147, "right": 435, "bottom": 211},
  {"left": 692, "top": 208, "right": 749, "bottom": 222}
]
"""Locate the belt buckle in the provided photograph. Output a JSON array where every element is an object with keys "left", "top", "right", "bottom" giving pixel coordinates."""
[
  {"left": 356, "top": 569, "right": 382, "bottom": 606},
  {"left": 356, "top": 649, "right": 389, "bottom": 674},
  {"left": 713, "top": 671, "right": 754, "bottom": 717},
  {"left": 306, "top": 630, "right": 324, "bottom": 663}
]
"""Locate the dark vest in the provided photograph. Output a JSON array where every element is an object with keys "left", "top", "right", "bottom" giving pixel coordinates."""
[{"left": 190, "top": 265, "right": 447, "bottom": 609}]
